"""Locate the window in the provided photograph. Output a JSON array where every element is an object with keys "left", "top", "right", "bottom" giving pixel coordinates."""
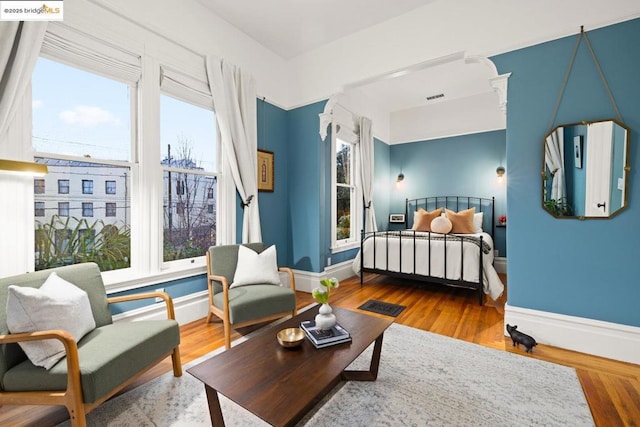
[
  {"left": 34, "top": 179, "right": 45, "bottom": 194},
  {"left": 58, "top": 202, "right": 69, "bottom": 217},
  {"left": 82, "top": 180, "right": 94, "bottom": 194},
  {"left": 35, "top": 202, "right": 45, "bottom": 217},
  {"left": 58, "top": 179, "right": 69, "bottom": 194},
  {"left": 160, "top": 94, "right": 217, "bottom": 263},
  {"left": 176, "top": 180, "right": 185, "bottom": 195},
  {"left": 33, "top": 57, "right": 132, "bottom": 272},
  {"left": 105, "top": 202, "right": 116, "bottom": 217},
  {"left": 82, "top": 202, "right": 94, "bottom": 217},
  {"left": 105, "top": 180, "right": 116, "bottom": 194},
  {"left": 331, "top": 122, "right": 362, "bottom": 251},
  {"left": 25, "top": 26, "right": 228, "bottom": 285}
]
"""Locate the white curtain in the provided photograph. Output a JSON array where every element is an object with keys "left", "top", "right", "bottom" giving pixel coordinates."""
[
  {"left": 358, "top": 116, "right": 377, "bottom": 232},
  {"left": 206, "top": 57, "right": 261, "bottom": 243},
  {"left": 544, "top": 127, "right": 566, "bottom": 202},
  {"left": 0, "top": 22, "right": 47, "bottom": 139}
]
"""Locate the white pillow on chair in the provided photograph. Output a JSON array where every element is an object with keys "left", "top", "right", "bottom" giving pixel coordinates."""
[
  {"left": 7, "top": 272, "right": 96, "bottom": 370},
  {"left": 231, "top": 245, "right": 281, "bottom": 288}
]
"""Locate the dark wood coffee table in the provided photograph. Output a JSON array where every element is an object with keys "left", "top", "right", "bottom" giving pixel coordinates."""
[{"left": 187, "top": 305, "right": 394, "bottom": 427}]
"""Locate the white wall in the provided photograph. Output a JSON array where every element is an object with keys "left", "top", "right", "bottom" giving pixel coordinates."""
[
  {"left": 390, "top": 91, "right": 504, "bottom": 144},
  {"left": 285, "top": 0, "right": 640, "bottom": 109},
  {"left": 68, "top": 0, "right": 290, "bottom": 108}
]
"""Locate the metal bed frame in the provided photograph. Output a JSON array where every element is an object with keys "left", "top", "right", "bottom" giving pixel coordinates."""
[{"left": 359, "top": 196, "right": 495, "bottom": 305}]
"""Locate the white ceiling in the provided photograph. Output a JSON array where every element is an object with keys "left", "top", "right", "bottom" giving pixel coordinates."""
[
  {"left": 196, "top": 0, "right": 640, "bottom": 141},
  {"left": 195, "top": 0, "right": 433, "bottom": 60}
]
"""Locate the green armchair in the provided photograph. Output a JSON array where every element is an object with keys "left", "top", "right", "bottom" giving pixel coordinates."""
[
  {"left": 206, "top": 243, "right": 297, "bottom": 349},
  {"left": 0, "top": 263, "right": 182, "bottom": 427}
]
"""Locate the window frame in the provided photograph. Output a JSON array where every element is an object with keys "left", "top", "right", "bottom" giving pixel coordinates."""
[
  {"left": 159, "top": 91, "right": 220, "bottom": 270},
  {"left": 58, "top": 179, "right": 69, "bottom": 194},
  {"left": 105, "top": 180, "right": 116, "bottom": 195},
  {"left": 23, "top": 24, "right": 235, "bottom": 292},
  {"left": 82, "top": 180, "right": 94, "bottom": 195},
  {"left": 330, "top": 121, "right": 362, "bottom": 253}
]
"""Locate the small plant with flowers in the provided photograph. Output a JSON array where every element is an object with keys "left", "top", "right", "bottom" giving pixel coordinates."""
[{"left": 312, "top": 277, "right": 339, "bottom": 305}]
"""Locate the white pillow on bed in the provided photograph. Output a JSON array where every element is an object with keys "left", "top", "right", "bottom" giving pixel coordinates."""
[
  {"left": 474, "top": 212, "right": 484, "bottom": 233},
  {"left": 431, "top": 216, "right": 452, "bottom": 234}
]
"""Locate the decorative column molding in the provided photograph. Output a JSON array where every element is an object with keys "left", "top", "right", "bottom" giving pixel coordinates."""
[
  {"left": 489, "top": 73, "right": 512, "bottom": 115},
  {"left": 318, "top": 94, "right": 341, "bottom": 141}
]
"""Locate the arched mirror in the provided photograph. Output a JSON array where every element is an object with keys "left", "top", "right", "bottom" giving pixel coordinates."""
[{"left": 542, "top": 118, "right": 630, "bottom": 219}]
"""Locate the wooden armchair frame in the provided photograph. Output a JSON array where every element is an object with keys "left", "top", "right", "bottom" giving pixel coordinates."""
[
  {"left": 0, "top": 292, "right": 182, "bottom": 427},
  {"left": 206, "top": 250, "right": 297, "bottom": 349}
]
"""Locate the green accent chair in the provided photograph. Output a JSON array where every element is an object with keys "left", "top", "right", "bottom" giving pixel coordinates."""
[
  {"left": 206, "top": 243, "right": 297, "bottom": 349},
  {"left": 0, "top": 263, "right": 182, "bottom": 427}
]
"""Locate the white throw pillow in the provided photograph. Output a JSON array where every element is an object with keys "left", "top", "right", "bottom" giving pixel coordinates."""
[
  {"left": 430, "top": 216, "right": 453, "bottom": 234},
  {"left": 231, "top": 245, "right": 281, "bottom": 288},
  {"left": 7, "top": 272, "right": 96, "bottom": 370},
  {"left": 474, "top": 212, "right": 484, "bottom": 233}
]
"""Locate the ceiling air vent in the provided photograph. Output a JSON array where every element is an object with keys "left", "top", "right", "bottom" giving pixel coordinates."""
[{"left": 426, "top": 93, "right": 445, "bottom": 101}]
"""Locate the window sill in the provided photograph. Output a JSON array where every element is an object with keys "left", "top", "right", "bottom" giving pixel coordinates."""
[
  {"left": 331, "top": 241, "right": 360, "bottom": 254},
  {"left": 103, "top": 262, "right": 207, "bottom": 294}
]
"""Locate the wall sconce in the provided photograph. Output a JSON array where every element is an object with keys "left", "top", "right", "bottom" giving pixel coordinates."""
[
  {"left": 396, "top": 172, "right": 405, "bottom": 189},
  {"left": 496, "top": 166, "right": 506, "bottom": 183},
  {"left": 0, "top": 159, "right": 48, "bottom": 177}
]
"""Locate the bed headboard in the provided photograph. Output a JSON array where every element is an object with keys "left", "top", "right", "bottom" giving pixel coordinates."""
[{"left": 405, "top": 196, "right": 495, "bottom": 237}]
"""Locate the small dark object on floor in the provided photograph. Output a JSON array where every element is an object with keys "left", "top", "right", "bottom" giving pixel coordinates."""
[
  {"left": 358, "top": 300, "right": 406, "bottom": 317},
  {"left": 506, "top": 324, "right": 537, "bottom": 353}
]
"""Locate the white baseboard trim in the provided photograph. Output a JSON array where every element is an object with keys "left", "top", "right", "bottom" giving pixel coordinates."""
[
  {"left": 110, "top": 263, "right": 357, "bottom": 325},
  {"left": 293, "top": 260, "right": 356, "bottom": 293},
  {"left": 504, "top": 303, "right": 640, "bottom": 365},
  {"left": 112, "top": 290, "right": 209, "bottom": 326},
  {"left": 494, "top": 257, "right": 506, "bottom": 274}
]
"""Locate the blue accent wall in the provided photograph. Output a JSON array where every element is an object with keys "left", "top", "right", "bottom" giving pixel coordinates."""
[
  {"left": 385, "top": 130, "right": 507, "bottom": 256},
  {"left": 491, "top": 18, "right": 640, "bottom": 327},
  {"left": 257, "top": 99, "right": 290, "bottom": 265},
  {"left": 286, "top": 100, "right": 325, "bottom": 272},
  {"left": 109, "top": 274, "right": 206, "bottom": 314},
  {"left": 374, "top": 137, "right": 391, "bottom": 231}
]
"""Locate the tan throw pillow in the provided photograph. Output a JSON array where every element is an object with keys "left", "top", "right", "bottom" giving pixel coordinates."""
[
  {"left": 446, "top": 207, "right": 476, "bottom": 234},
  {"left": 412, "top": 208, "right": 443, "bottom": 231}
]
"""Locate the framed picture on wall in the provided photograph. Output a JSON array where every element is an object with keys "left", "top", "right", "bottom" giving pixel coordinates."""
[
  {"left": 389, "top": 214, "right": 405, "bottom": 223},
  {"left": 257, "top": 149, "right": 274, "bottom": 192}
]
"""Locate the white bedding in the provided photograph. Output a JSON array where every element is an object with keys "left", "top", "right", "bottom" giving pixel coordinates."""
[{"left": 352, "top": 230, "right": 504, "bottom": 300}]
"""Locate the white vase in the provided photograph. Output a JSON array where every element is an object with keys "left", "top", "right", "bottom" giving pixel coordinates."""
[{"left": 315, "top": 303, "right": 337, "bottom": 330}]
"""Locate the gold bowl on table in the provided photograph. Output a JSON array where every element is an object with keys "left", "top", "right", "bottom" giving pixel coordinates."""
[{"left": 277, "top": 328, "right": 305, "bottom": 348}]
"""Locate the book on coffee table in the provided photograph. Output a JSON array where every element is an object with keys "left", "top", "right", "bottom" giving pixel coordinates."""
[{"left": 300, "top": 320, "right": 351, "bottom": 348}]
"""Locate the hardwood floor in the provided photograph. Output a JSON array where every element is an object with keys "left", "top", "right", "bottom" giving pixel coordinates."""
[{"left": 2, "top": 273, "right": 639, "bottom": 426}]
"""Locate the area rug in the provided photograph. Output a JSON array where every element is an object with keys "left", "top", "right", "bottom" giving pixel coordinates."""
[
  {"left": 59, "top": 324, "right": 594, "bottom": 426},
  {"left": 358, "top": 299, "right": 406, "bottom": 317}
]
